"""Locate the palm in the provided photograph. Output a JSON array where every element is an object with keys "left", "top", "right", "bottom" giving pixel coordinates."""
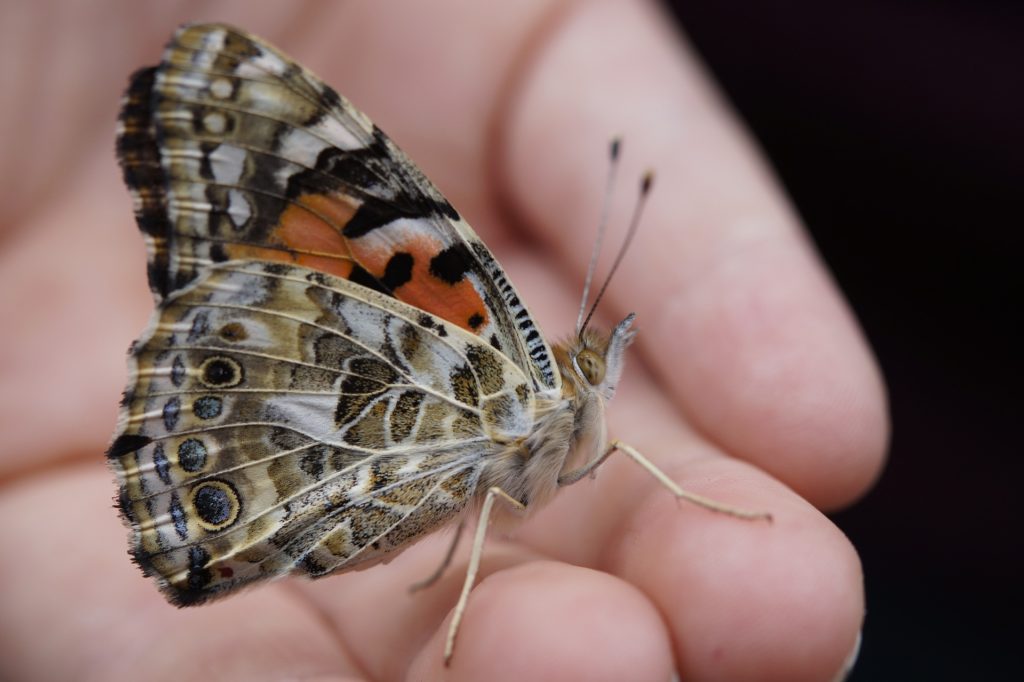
[{"left": 0, "top": 3, "right": 885, "bottom": 681}]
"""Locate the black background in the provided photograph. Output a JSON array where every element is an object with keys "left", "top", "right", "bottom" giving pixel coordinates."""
[{"left": 664, "top": 2, "right": 1021, "bottom": 679}]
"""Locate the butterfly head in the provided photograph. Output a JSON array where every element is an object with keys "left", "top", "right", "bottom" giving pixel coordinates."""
[{"left": 558, "top": 313, "right": 637, "bottom": 402}]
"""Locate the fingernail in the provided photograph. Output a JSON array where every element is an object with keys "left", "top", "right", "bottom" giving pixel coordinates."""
[{"left": 830, "top": 630, "right": 863, "bottom": 682}]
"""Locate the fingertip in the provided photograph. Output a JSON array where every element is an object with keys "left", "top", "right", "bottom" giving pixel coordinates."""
[
  {"left": 613, "top": 479, "right": 865, "bottom": 682},
  {"left": 658, "top": 244, "right": 890, "bottom": 510},
  {"left": 410, "top": 561, "right": 675, "bottom": 681}
]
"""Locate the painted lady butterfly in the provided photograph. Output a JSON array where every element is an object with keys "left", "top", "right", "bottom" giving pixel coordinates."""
[{"left": 108, "top": 23, "right": 768, "bottom": 663}]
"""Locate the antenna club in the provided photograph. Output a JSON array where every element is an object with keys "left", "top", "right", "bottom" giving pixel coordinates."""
[
  {"left": 641, "top": 171, "right": 654, "bottom": 194},
  {"left": 610, "top": 137, "right": 622, "bottom": 160}
]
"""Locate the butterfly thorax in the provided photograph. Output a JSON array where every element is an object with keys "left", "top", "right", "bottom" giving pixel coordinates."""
[{"left": 479, "top": 314, "right": 637, "bottom": 511}]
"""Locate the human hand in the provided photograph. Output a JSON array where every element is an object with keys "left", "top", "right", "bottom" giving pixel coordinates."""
[{"left": 0, "top": 2, "right": 886, "bottom": 680}]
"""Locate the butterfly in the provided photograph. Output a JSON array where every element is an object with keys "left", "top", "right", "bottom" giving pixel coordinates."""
[{"left": 108, "top": 23, "right": 769, "bottom": 664}]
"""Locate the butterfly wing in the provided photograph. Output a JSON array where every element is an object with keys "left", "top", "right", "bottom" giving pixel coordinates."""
[
  {"left": 108, "top": 261, "right": 535, "bottom": 604},
  {"left": 116, "top": 22, "right": 558, "bottom": 393}
]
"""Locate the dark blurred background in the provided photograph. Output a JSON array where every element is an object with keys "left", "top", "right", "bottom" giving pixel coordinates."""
[{"left": 664, "top": 2, "right": 1021, "bottom": 679}]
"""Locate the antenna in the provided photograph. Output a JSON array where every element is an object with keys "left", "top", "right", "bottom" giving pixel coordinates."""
[
  {"left": 576, "top": 137, "right": 622, "bottom": 335},
  {"left": 578, "top": 170, "right": 654, "bottom": 338}
]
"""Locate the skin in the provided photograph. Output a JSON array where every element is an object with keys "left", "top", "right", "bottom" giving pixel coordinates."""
[{"left": 0, "top": 1, "right": 887, "bottom": 680}]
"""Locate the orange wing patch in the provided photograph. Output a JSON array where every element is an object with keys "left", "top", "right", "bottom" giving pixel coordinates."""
[
  {"left": 277, "top": 193, "right": 359, "bottom": 278},
  {"left": 239, "top": 191, "right": 490, "bottom": 334},
  {"left": 222, "top": 192, "right": 357, "bottom": 279},
  {"left": 350, "top": 231, "right": 489, "bottom": 334}
]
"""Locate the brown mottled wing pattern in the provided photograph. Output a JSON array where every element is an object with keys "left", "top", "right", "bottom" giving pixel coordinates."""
[
  {"left": 116, "top": 22, "right": 557, "bottom": 392},
  {"left": 109, "top": 261, "right": 534, "bottom": 604}
]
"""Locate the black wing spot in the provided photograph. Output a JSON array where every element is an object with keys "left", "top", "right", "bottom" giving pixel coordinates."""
[
  {"left": 197, "top": 141, "right": 217, "bottom": 181},
  {"left": 349, "top": 264, "right": 390, "bottom": 295},
  {"left": 209, "top": 243, "right": 229, "bottom": 262},
  {"left": 381, "top": 252, "right": 414, "bottom": 290},
  {"left": 319, "top": 85, "right": 343, "bottom": 112},
  {"left": 200, "top": 356, "right": 243, "bottom": 388},
  {"left": 193, "top": 396, "right": 223, "bottom": 420},
  {"left": 106, "top": 433, "right": 152, "bottom": 459},
  {"left": 192, "top": 481, "right": 239, "bottom": 527},
  {"left": 429, "top": 243, "right": 472, "bottom": 284},
  {"left": 343, "top": 197, "right": 404, "bottom": 239},
  {"left": 185, "top": 545, "right": 213, "bottom": 594},
  {"left": 436, "top": 198, "right": 459, "bottom": 220},
  {"left": 178, "top": 438, "right": 209, "bottom": 472}
]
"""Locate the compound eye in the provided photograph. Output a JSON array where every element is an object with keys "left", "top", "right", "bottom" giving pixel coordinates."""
[{"left": 575, "top": 349, "right": 606, "bottom": 386}]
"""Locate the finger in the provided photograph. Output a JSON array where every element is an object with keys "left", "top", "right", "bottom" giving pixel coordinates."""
[
  {"left": 412, "top": 562, "right": 675, "bottom": 681},
  {"left": 498, "top": 254, "right": 863, "bottom": 680},
  {"left": 601, "top": 379, "right": 863, "bottom": 682},
  {"left": 294, "top": 526, "right": 559, "bottom": 680},
  {"left": 0, "top": 465, "right": 364, "bottom": 681},
  {"left": 291, "top": 511, "right": 674, "bottom": 679},
  {"left": 523, "top": 398, "right": 864, "bottom": 681},
  {"left": 500, "top": 0, "right": 887, "bottom": 509},
  {"left": 523, "top": 388, "right": 863, "bottom": 680}
]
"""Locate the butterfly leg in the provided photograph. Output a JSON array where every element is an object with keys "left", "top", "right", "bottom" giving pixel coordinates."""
[
  {"left": 559, "top": 439, "right": 772, "bottom": 521},
  {"left": 444, "top": 486, "right": 525, "bottom": 666},
  {"left": 409, "top": 521, "right": 466, "bottom": 593}
]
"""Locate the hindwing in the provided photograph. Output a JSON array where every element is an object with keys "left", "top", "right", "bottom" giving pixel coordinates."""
[{"left": 108, "top": 261, "right": 534, "bottom": 604}]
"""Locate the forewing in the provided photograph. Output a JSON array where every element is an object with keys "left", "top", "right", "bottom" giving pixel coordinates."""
[
  {"left": 108, "top": 261, "right": 535, "bottom": 605},
  {"left": 116, "top": 22, "right": 557, "bottom": 391}
]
